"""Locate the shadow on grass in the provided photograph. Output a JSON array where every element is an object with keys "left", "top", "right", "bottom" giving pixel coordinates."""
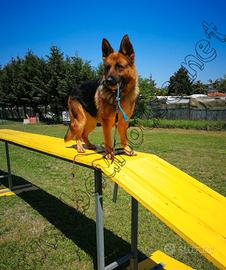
[{"left": 0, "top": 171, "right": 147, "bottom": 269}]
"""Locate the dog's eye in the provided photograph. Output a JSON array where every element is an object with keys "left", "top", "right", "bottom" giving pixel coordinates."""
[
  {"left": 115, "top": 63, "right": 124, "bottom": 70},
  {"left": 104, "top": 65, "right": 110, "bottom": 72}
]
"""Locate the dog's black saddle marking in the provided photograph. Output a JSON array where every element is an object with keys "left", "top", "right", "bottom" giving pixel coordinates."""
[{"left": 70, "top": 80, "right": 100, "bottom": 117}]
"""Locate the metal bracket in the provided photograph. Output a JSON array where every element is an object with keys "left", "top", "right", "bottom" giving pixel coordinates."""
[
  {"left": 151, "top": 263, "right": 165, "bottom": 270},
  {"left": 112, "top": 183, "right": 118, "bottom": 203}
]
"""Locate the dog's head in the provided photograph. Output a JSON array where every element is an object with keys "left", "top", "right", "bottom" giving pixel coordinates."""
[{"left": 102, "top": 35, "right": 137, "bottom": 93}]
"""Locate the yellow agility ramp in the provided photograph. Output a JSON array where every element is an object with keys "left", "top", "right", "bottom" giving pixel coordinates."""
[
  {"left": 0, "top": 185, "right": 38, "bottom": 197},
  {"left": 135, "top": 250, "right": 194, "bottom": 270},
  {"left": 0, "top": 129, "right": 226, "bottom": 269}
]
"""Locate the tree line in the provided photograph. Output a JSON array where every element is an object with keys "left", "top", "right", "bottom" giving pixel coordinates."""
[
  {"left": 0, "top": 46, "right": 102, "bottom": 120},
  {"left": 168, "top": 67, "right": 226, "bottom": 96},
  {"left": 0, "top": 46, "right": 225, "bottom": 120}
]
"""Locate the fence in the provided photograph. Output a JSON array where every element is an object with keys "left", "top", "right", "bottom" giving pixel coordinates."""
[
  {"left": 1, "top": 97, "right": 226, "bottom": 122},
  {"left": 158, "top": 108, "right": 226, "bottom": 120},
  {"left": 0, "top": 106, "right": 35, "bottom": 120},
  {"left": 151, "top": 96, "right": 226, "bottom": 121}
]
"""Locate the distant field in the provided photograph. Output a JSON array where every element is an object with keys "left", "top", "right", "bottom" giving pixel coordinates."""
[{"left": 0, "top": 123, "right": 226, "bottom": 270}]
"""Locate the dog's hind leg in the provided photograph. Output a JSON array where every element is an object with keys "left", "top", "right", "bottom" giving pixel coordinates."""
[
  {"left": 82, "top": 113, "right": 97, "bottom": 150},
  {"left": 64, "top": 99, "right": 86, "bottom": 153}
]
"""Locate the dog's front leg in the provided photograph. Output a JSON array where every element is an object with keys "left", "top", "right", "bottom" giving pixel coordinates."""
[
  {"left": 102, "top": 118, "right": 114, "bottom": 159},
  {"left": 118, "top": 118, "right": 136, "bottom": 156}
]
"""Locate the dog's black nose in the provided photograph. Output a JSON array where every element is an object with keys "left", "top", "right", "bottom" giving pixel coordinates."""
[{"left": 106, "top": 76, "right": 117, "bottom": 86}]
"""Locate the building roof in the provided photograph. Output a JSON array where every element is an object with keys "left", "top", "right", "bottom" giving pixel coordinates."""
[{"left": 208, "top": 92, "right": 226, "bottom": 97}]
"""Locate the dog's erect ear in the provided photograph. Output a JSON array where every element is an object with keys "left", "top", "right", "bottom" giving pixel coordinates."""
[
  {"left": 119, "top": 35, "right": 135, "bottom": 63},
  {"left": 102, "top": 38, "right": 114, "bottom": 58}
]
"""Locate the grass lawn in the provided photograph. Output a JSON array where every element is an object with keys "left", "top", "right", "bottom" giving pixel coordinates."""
[{"left": 0, "top": 122, "right": 226, "bottom": 270}]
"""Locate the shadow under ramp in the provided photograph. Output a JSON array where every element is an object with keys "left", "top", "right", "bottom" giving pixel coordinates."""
[{"left": 1, "top": 172, "right": 147, "bottom": 269}]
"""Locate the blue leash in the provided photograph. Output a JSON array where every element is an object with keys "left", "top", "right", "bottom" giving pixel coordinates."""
[
  {"left": 113, "top": 83, "right": 128, "bottom": 151},
  {"left": 112, "top": 83, "right": 128, "bottom": 202},
  {"left": 116, "top": 83, "right": 128, "bottom": 122}
]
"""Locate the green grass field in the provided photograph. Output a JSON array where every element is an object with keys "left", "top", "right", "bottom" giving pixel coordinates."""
[{"left": 0, "top": 123, "right": 226, "bottom": 270}]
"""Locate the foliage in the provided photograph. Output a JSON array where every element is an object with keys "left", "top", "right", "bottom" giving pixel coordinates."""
[
  {"left": 95, "top": 63, "right": 104, "bottom": 79},
  {"left": 0, "top": 47, "right": 97, "bottom": 119},
  {"left": 0, "top": 46, "right": 225, "bottom": 122},
  {"left": 192, "top": 80, "right": 208, "bottom": 94},
  {"left": 210, "top": 75, "right": 226, "bottom": 93},
  {"left": 168, "top": 66, "right": 192, "bottom": 95},
  {"left": 0, "top": 57, "right": 24, "bottom": 107},
  {"left": 133, "top": 76, "right": 158, "bottom": 119},
  {"left": 130, "top": 118, "right": 226, "bottom": 130}
]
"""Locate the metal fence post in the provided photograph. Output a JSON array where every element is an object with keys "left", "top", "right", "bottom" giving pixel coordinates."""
[{"left": 94, "top": 169, "right": 105, "bottom": 270}]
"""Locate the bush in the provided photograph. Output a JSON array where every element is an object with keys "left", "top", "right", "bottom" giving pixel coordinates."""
[{"left": 130, "top": 119, "right": 226, "bottom": 130}]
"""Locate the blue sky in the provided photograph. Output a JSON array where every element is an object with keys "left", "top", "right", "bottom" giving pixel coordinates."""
[{"left": 0, "top": 0, "right": 226, "bottom": 86}]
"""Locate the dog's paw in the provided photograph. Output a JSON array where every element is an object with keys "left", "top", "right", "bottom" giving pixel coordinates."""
[
  {"left": 123, "top": 146, "right": 137, "bottom": 156},
  {"left": 104, "top": 151, "right": 114, "bottom": 160},
  {"left": 77, "top": 145, "right": 86, "bottom": 153}
]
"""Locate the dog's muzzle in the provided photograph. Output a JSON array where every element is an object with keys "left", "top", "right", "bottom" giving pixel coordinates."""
[{"left": 105, "top": 76, "right": 117, "bottom": 87}]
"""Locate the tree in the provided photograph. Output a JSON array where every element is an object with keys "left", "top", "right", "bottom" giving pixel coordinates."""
[
  {"left": 138, "top": 76, "right": 156, "bottom": 98},
  {"left": 21, "top": 51, "right": 50, "bottom": 115},
  {"left": 35, "top": 57, "right": 50, "bottom": 115},
  {"left": 133, "top": 75, "right": 157, "bottom": 119},
  {"left": 192, "top": 80, "right": 208, "bottom": 94},
  {"left": 0, "top": 46, "right": 100, "bottom": 121},
  {"left": 0, "top": 66, "right": 3, "bottom": 105},
  {"left": 46, "top": 46, "right": 67, "bottom": 118},
  {"left": 219, "top": 75, "right": 226, "bottom": 93},
  {"left": 211, "top": 76, "right": 226, "bottom": 93},
  {"left": 65, "top": 55, "right": 97, "bottom": 105},
  {"left": 168, "top": 66, "right": 192, "bottom": 95},
  {"left": 95, "top": 63, "right": 104, "bottom": 79},
  {"left": 0, "top": 57, "right": 24, "bottom": 108}
]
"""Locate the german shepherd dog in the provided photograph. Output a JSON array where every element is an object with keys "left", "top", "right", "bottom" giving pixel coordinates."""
[{"left": 64, "top": 35, "right": 138, "bottom": 159}]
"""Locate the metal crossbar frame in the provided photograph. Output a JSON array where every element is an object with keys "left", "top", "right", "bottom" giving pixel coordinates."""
[
  {"left": 5, "top": 142, "right": 13, "bottom": 189},
  {"left": 0, "top": 142, "right": 32, "bottom": 191},
  {"left": 1, "top": 141, "right": 139, "bottom": 270},
  {"left": 94, "top": 168, "right": 138, "bottom": 270}
]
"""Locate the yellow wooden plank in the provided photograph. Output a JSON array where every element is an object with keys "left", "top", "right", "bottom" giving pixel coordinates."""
[
  {"left": 134, "top": 250, "right": 194, "bottom": 270},
  {"left": 110, "top": 157, "right": 226, "bottom": 270},
  {"left": 0, "top": 129, "right": 226, "bottom": 269},
  {"left": 0, "top": 186, "right": 38, "bottom": 197}
]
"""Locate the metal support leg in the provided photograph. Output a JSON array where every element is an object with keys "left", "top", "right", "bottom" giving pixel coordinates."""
[
  {"left": 112, "top": 183, "right": 118, "bottom": 203},
  {"left": 5, "top": 142, "right": 13, "bottom": 190},
  {"left": 94, "top": 169, "right": 105, "bottom": 270},
  {"left": 130, "top": 197, "right": 138, "bottom": 270}
]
